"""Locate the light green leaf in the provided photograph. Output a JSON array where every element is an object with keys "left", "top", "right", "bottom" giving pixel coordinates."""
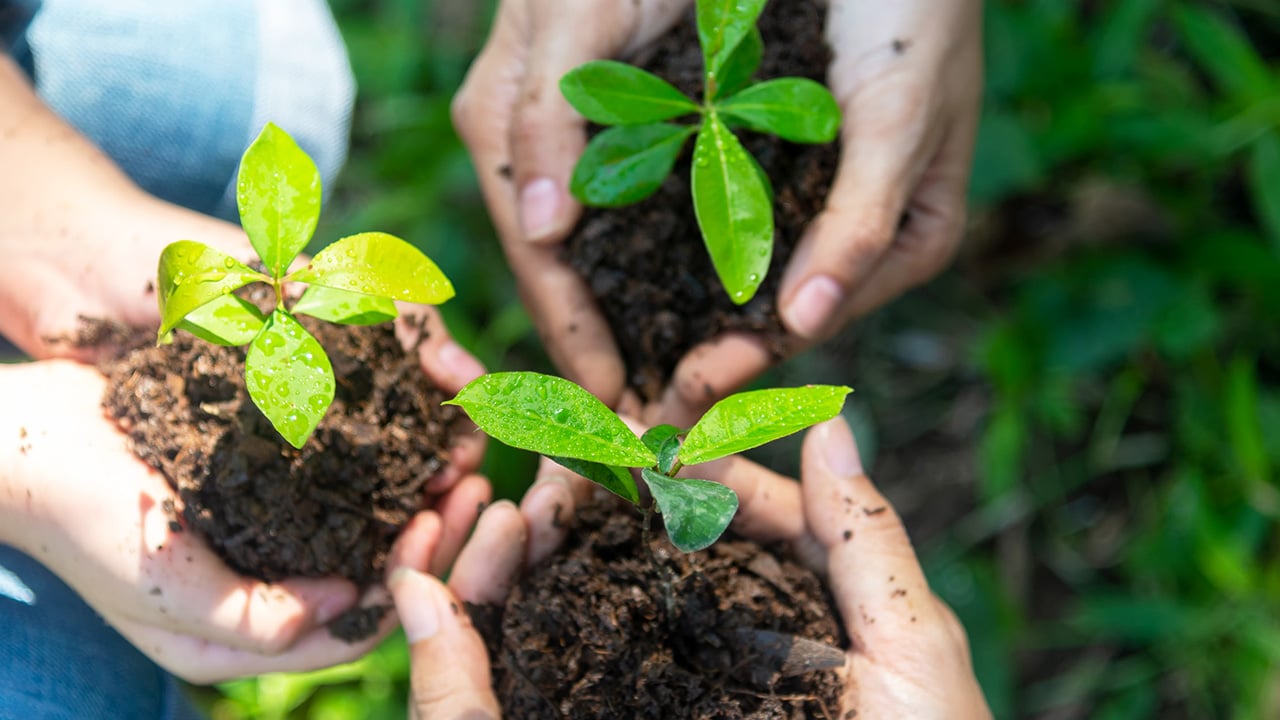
[
  {"left": 157, "top": 240, "right": 265, "bottom": 337},
  {"left": 444, "top": 372, "right": 656, "bottom": 467},
  {"left": 697, "top": 0, "right": 767, "bottom": 82},
  {"left": 288, "top": 232, "right": 454, "bottom": 304},
  {"left": 718, "top": 78, "right": 841, "bottom": 144},
  {"left": 679, "top": 385, "right": 852, "bottom": 466},
  {"left": 550, "top": 456, "right": 640, "bottom": 505},
  {"left": 177, "top": 294, "right": 266, "bottom": 346},
  {"left": 1248, "top": 132, "right": 1280, "bottom": 256},
  {"left": 714, "top": 28, "right": 762, "bottom": 99},
  {"left": 292, "top": 285, "right": 398, "bottom": 325},
  {"left": 236, "top": 123, "right": 322, "bottom": 278},
  {"left": 244, "top": 310, "right": 335, "bottom": 449},
  {"left": 560, "top": 60, "right": 699, "bottom": 125},
  {"left": 691, "top": 113, "right": 773, "bottom": 304},
  {"left": 641, "top": 424, "right": 683, "bottom": 475},
  {"left": 642, "top": 468, "right": 738, "bottom": 552},
  {"left": 571, "top": 124, "right": 696, "bottom": 207}
]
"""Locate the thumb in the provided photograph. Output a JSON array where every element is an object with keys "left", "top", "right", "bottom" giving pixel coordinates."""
[{"left": 390, "top": 568, "right": 500, "bottom": 720}]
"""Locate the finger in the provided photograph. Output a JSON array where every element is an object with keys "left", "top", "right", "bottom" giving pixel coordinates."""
[
  {"left": 840, "top": 102, "right": 979, "bottom": 320},
  {"left": 648, "top": 332, "right": 779, "bottom": 428},
  {"left": 391, "top": 568, "right": 500, "bottom": 720},
  {"left": 449, "top": 500, "right": 527, "bottom": 606},
  {"left": 694, "top": 455, "right": 806, "bottom": 544},
  {"left": 428, "top": 474, "right": 493, "bottom": 577},
  {"left": 386, "top": 511, "right": 443, "bottom": 579},
  {"left": 398, "top": 308, "right": 488, "bottom": 395},
  {"left": 800, "top": 418, "right": 936, "bottom": 649},
  {"left": 520, "top": 457, "right": 584, "bottom": 566},
  {"left": 776, "top": 75, "right": 942, "bottom": 342}
]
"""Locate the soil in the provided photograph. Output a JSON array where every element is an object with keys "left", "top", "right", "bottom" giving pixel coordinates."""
[
  {"left": 471, "top": 490, "right": 845, "bottom": 719},
  {"left": 95, "top": 303, "right": 462, "bottom": 641},
  {"left": 563, "top": 0, "right": 838, "bottom": 401}
]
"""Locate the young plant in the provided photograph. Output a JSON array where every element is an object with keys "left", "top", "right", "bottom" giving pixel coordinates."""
[
  {"left": 446, "top": 372, "right": 850, "bottom": 552},
  {"left": 559, "top": 0, "right": 840, "bottom": 304},
  {"left": 155, "top": 123, "right": 454, "bottom": 449}
]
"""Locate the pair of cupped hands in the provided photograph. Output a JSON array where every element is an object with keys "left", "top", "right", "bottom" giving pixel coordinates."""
[{"left": 0, "top": 0, "right": 987, "bottom": 715}]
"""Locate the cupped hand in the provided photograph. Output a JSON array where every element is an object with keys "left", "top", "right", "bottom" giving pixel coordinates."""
[
  {"left": 703, "top": 417, "right": 991, "bottom": 717},
  {"left": 0, "top": 360, "right": 490, "bottom": 684},
  {"left": 455, "top": 0, "right": 981, "bottom": 427}
]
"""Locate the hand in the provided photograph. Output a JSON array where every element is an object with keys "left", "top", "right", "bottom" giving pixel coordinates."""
[
  {"left": 0, "top": 360, "right": 490, "bottom": 683},
  {"left": 454, "top": 0, "right": 982, "bottom": 426},
  {"left": 389, "top": 459, "right": 587, "bottom": 719},
  {"left": 703, "top": 417, "right": 992, "bottom": 717}
]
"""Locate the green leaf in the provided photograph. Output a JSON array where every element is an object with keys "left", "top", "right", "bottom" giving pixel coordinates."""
[
  {"left": 642, "top": 424, "right": 683, "bottom": 474},
  {"left": 444, "top": 372, "right": 656, "bottom": 467},
  {"left": 237, "top": 123, "right": 322, "bottom": 278},
  {"left": 697, "top": 0, "right": 767, "bottom": 84},
  {"left": 571, "top": 124, "right": 696, "bottom": 207},
  {"left": 550, "top": 456, "right": 640, "bottom": 505},
  {"left": 560, "top": 60, "right": 699, "bottom": 125},
  {"left": 292, "top": 285, "right": 398, "bottom": 325},
  {"left": 691, "top": 113, "right": 773, "bottom": 304},
  {"left": 718, "top": 78, "right": 841, "bottom": 144},
  {"left": 177, "top": 294, "right": 266, "bottom": 346},
  {"left": 157, "top": 240, "right": 265, "bottom": 336},
  {"left": 288, "top": 232, "right": 454, "bottom": 304},
  {"left": 714, "top": 28, "right": 762, "bottom": 99},
  {"left": 679, "top": 385, "right": 852, "bottom": 466},
  {"left": 642, "top": 468, "right": 738, "bottom": 552},
  {"left": 1172, "top": 5, "right": 1276, "bottom": 104},
  {"left": 244, "top": 310, "right": 335, "bottom": 449},
  {"left": 1248, "top": 132, "right": 1280, "bottom": 256}
]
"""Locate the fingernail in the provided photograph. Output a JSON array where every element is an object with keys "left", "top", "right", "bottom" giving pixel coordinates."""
[
  {"left": 519, "top": 177, "right": 561, "bottom": 243},
  {"left": 389, "top": 567, "right": 448, "bottom": 643},
  {"left": 315, "top": 592, "right": 353, "bottom": 626},
  {"left": 820, "top": 418, "right": 862, "bottom": 477},
  {"left": 782, "top": 275, "right": 844, "bottom": 340},
  {"left": 438, "top": 341, "right": 485, "bottom": 384}
]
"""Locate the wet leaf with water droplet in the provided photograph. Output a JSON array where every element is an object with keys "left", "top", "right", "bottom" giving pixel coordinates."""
[
  {"left": 571, "top": 123, "right": 696, "bottom": 207},
  {"left": 176, "top": 294, "right": 266, "bottom": 346},
  {"left": 642, "top": 469, "right": 738, "bottom": 552},
  {"left": 717, "top": 78, "right": 841, "bottom": 144},
  {"left": 560, "top": 61, "right": 698, "bottom": 125},
  {"left": 550, "top": 457, "right": 640, "bottom": 505},
  {"left": 445, "top": 372, "right": 655, "bottom": 467},
  {"left": 697, "top": 0, "right": 767, "bottom": 81},
  {"left": 245, "top": 310, "right": 335, "bottom": 449},
  {"left": 292, "top": 284, "right": 398, "bottom": 325},
  {"left": 679, "top": 385, "right": 852, "bottom": 466},
  {"left": 157, "top": 240, "right": 265, "bottom": 338},
  {"left": 237, "top": 123, "right": 322, "bottom": 279},
  {"left": 288, "top": 232, "right": 454, "bottom": 305}
]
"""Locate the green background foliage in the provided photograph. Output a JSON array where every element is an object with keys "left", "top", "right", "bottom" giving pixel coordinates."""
[{"left": 168, "top": 0, "right": 1280, "bottom": 717}]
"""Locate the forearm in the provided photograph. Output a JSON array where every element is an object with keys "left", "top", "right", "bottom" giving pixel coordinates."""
[
  {"left": 0, "top": 363, "right": 45, "bottom": 552},
  {"left": 0, "top": 55, "right": 248, "bottom": 357}
]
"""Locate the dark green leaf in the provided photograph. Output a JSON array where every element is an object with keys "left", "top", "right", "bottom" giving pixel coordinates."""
[
  {"left": 571, "top": 124, "right": 696, "bottom": 207},
  {"left": 292, "top": 285, "right": 398, "bottom": 325},
  {"left": 1173, "top": 5, "right": 1276, "bottom": 104},
  {"left": 176, "top": 294, "right": 266, "bottom": 346},
  {"left": 642, "top": 424, "right": 684, "bottom": 474},
  {"left": 714, "top": 28, "right": 762, "bottom": 99},
  {"left": 697, "top": 0, "right": 767, "bottom": 82},
  {"left": 444, "top": 372, "right": 656, "bottom": 467},
  {"left": 244, "top": 310, "right": 335, "bottom": 449},
  {"left": 1248, "top": 132, "right": 1280, "bottom": 256},
  {"left": 691, "top": 114, "right": 773, "bottom": 304},
  {"left": 717, "top": 78, "right": 841, "bottom": 143},
  {"left": 237, "top": 123, "right": 322, "bottom": 278},
  {"left": 560, "top": 60, "right": 699, "bottom": 125},
  {"left": 288, "top": 232, "right": 454, "bottom": 304},
  {"left": 679, "top": 385, "right": 852, "bottom": 465},
  {"left": 157, "top": 240, "right": 265, "bottom": 337},
  {"left": 642, "top": 468, "right": 738, "bottom": 552},
  {"left": 550, "top": 456, "right": 639, "bottom": 505}
]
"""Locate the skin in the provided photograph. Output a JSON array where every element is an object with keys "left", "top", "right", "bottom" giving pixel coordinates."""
[
  {"left": 0, "top": 53, "right": 491, "bottom": 681},
  {"left": 391, "top": 419, "right": 992, "bottom": 718},
  {"left": 452, "top": 0, "right": 983, "bottom": 427}
]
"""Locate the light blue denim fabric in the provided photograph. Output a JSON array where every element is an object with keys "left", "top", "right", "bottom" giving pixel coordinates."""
[{"left": 0, "top": 1, "right": 355, "bottom": 718}]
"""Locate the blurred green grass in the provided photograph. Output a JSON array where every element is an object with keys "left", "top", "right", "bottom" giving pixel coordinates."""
[{"left": 203, "top": 1, "right": 1280, "bottom": 717}]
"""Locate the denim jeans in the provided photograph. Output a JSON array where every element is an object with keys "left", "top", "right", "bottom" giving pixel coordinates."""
[{"left": 0, "top": 0, "right": 354, "bottom": 717}]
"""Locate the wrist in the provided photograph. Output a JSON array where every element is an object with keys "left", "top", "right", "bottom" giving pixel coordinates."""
[{"left": 0, "top": 363, "right": 43, "bottom": 551}]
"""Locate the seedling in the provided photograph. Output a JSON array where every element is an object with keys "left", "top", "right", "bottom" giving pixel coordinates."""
[
  {"left": 155, "top": 123, "right": 454, "bottom": 449},
  {"left": 559, "top": 0, "right": 840, "bottom": 304},
  {"left": 447, "top": 372, "right": 850, "bottom": 552}
]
